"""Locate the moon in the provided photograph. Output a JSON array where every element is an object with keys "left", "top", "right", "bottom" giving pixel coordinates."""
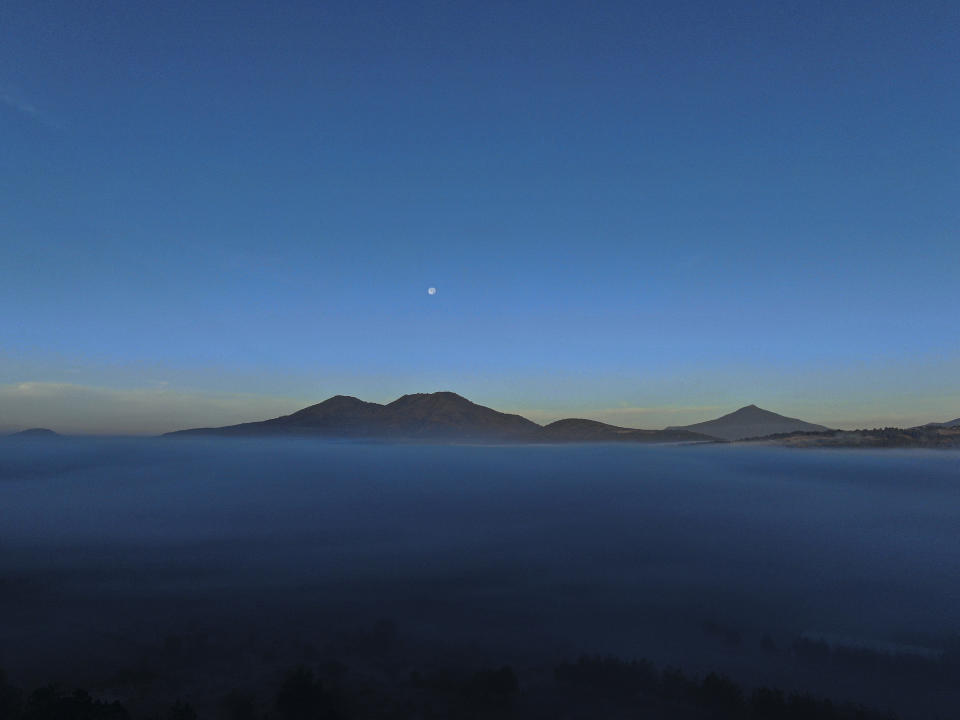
[{"left": 427, "top": 287, "right": 437, "bottom": 295}]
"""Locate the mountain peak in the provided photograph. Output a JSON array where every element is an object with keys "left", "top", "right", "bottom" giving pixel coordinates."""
[
  {"left": 388, "top": 391, "right": 471, "bottom": 404},
  {"left": 376, "top": 391, "right": 539, "bottom": 438},
  {"left": 282, "top": 394, "right": 384, "bottom": 425},
  {"left": 293, "top": 394, "right": 376, "bottom": 412},
  {"left": 733, "top": 404, "right": 769, "bottom": 413},
  {"left": 322, "top": 394, "right": 368, "bottom": 405},
  {"left": 667, "top": 405, "right": 829, "bottom": 441}
]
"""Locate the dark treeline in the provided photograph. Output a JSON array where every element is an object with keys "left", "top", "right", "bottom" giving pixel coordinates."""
[
  {"left": 790, "top": 636, "right": 960, "bottom": 685},
  {"left": 0, "top": 654, "right": 902, "bottom": 720}
]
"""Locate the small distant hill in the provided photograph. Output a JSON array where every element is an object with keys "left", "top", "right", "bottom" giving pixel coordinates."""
[
  {"left": 5, "top": 428, "right": 61, "bottom": 439},
  {"left": 537, "top": 418, "right": 716, "bottom": 444},
  {"left": 915, "top": 417, "right": 960, "bottom": 429},
  {"left": 667, "top": 405, "right": 829, "bottom": 441},
  {"left": 166, "top": 392, "right": 718, "bottom": 444}
]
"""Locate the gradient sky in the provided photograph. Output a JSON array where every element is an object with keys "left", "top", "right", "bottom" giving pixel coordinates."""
[{"left": 2, "top": 0, "right": 958, "bottom": 434}]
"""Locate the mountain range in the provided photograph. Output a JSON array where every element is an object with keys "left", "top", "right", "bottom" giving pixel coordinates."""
[
  {"left": 165, "top": 392, "right": 825, "bottom": 444},
  {"left": 9, "top": 397, "right": 957, "bottom": 446}
]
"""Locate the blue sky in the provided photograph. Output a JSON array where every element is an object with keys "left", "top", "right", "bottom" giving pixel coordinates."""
[{"left": 1, "top": 0, "right": 958, "bottom": 433}]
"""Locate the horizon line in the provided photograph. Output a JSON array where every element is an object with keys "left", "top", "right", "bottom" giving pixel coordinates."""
[{"left": 2, "top": 384, "right": 955, "bottom": 437}]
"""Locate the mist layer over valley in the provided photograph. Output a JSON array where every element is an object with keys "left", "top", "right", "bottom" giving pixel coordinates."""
[{"left": 1, "top": 439, "right": 958, "bottom": 718}]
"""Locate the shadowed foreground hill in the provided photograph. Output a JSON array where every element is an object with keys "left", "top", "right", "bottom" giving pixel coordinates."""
[
  {"left": 165, "top": 392, "right": 717, "bottom": 444},
  {"left": 667, "top": 405, "right": 829, "bottom": 441},
  {"left": 745, "top": 425, "right": 960, "bottom": 448}
]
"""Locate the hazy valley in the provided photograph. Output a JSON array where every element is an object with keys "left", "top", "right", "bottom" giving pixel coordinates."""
[{"left": 1, "top": 439, "right": 959, "bottom": 718}]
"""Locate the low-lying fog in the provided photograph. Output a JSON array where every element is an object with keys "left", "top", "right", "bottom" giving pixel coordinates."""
[{"left": 1, "top": 439, "right": 958, "bottom": 716}]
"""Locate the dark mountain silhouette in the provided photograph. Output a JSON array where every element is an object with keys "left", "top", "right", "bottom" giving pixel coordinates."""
[
  {"left": 5, "top": 428, "right": 61, "bottom": 439},
  {"left": 166, "top": 392, "right": 541, "bottom": 441},
  {"left": 259, "top": 394, "right": 388, "bottom": 436},
  {"left": 165, "top": 392, "right": 718, "bottom": 443},
  {"left": 379, "top": 392, "right": 540, "bottom": 438},
  {"left": 667, "top": 404, "right": 829, "bottom": 441},
  {"left": 538, "top": 418, "right": 716, "bottom": 444}
]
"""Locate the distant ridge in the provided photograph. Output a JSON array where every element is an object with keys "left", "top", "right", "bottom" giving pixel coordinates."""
[
  {"left": 743, "top": 425, "right": 960, "bottom": 449},
  {"left": 667, "top": 404, "right": 829, "bottom": 441},
  {"left": 538, "top": 418, "right": 715, "bottom": 444},
  {"left": 5, "top": 428, "right": 61, "bottom": 439},
  {"left": 915, "top": 417, "right": 960, "bottom": 429},
  {"left": 166, "top": 392, "right": 718, "bottom": 444}
]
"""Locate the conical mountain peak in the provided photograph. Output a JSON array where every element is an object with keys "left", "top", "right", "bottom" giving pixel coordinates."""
[
  {"left": 289, "top": 394, "right": 382, "bottom": 416},
  {"left": 320, "top": 394, "right": 367, "bottom": 406},
  {"left": 667, "top": 404, "right": 829, "bottom": 441}
]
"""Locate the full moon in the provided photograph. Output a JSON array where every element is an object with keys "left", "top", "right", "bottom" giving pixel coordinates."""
[{"left": 427, "top": 287, "right": 437, "bottom": 295}]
